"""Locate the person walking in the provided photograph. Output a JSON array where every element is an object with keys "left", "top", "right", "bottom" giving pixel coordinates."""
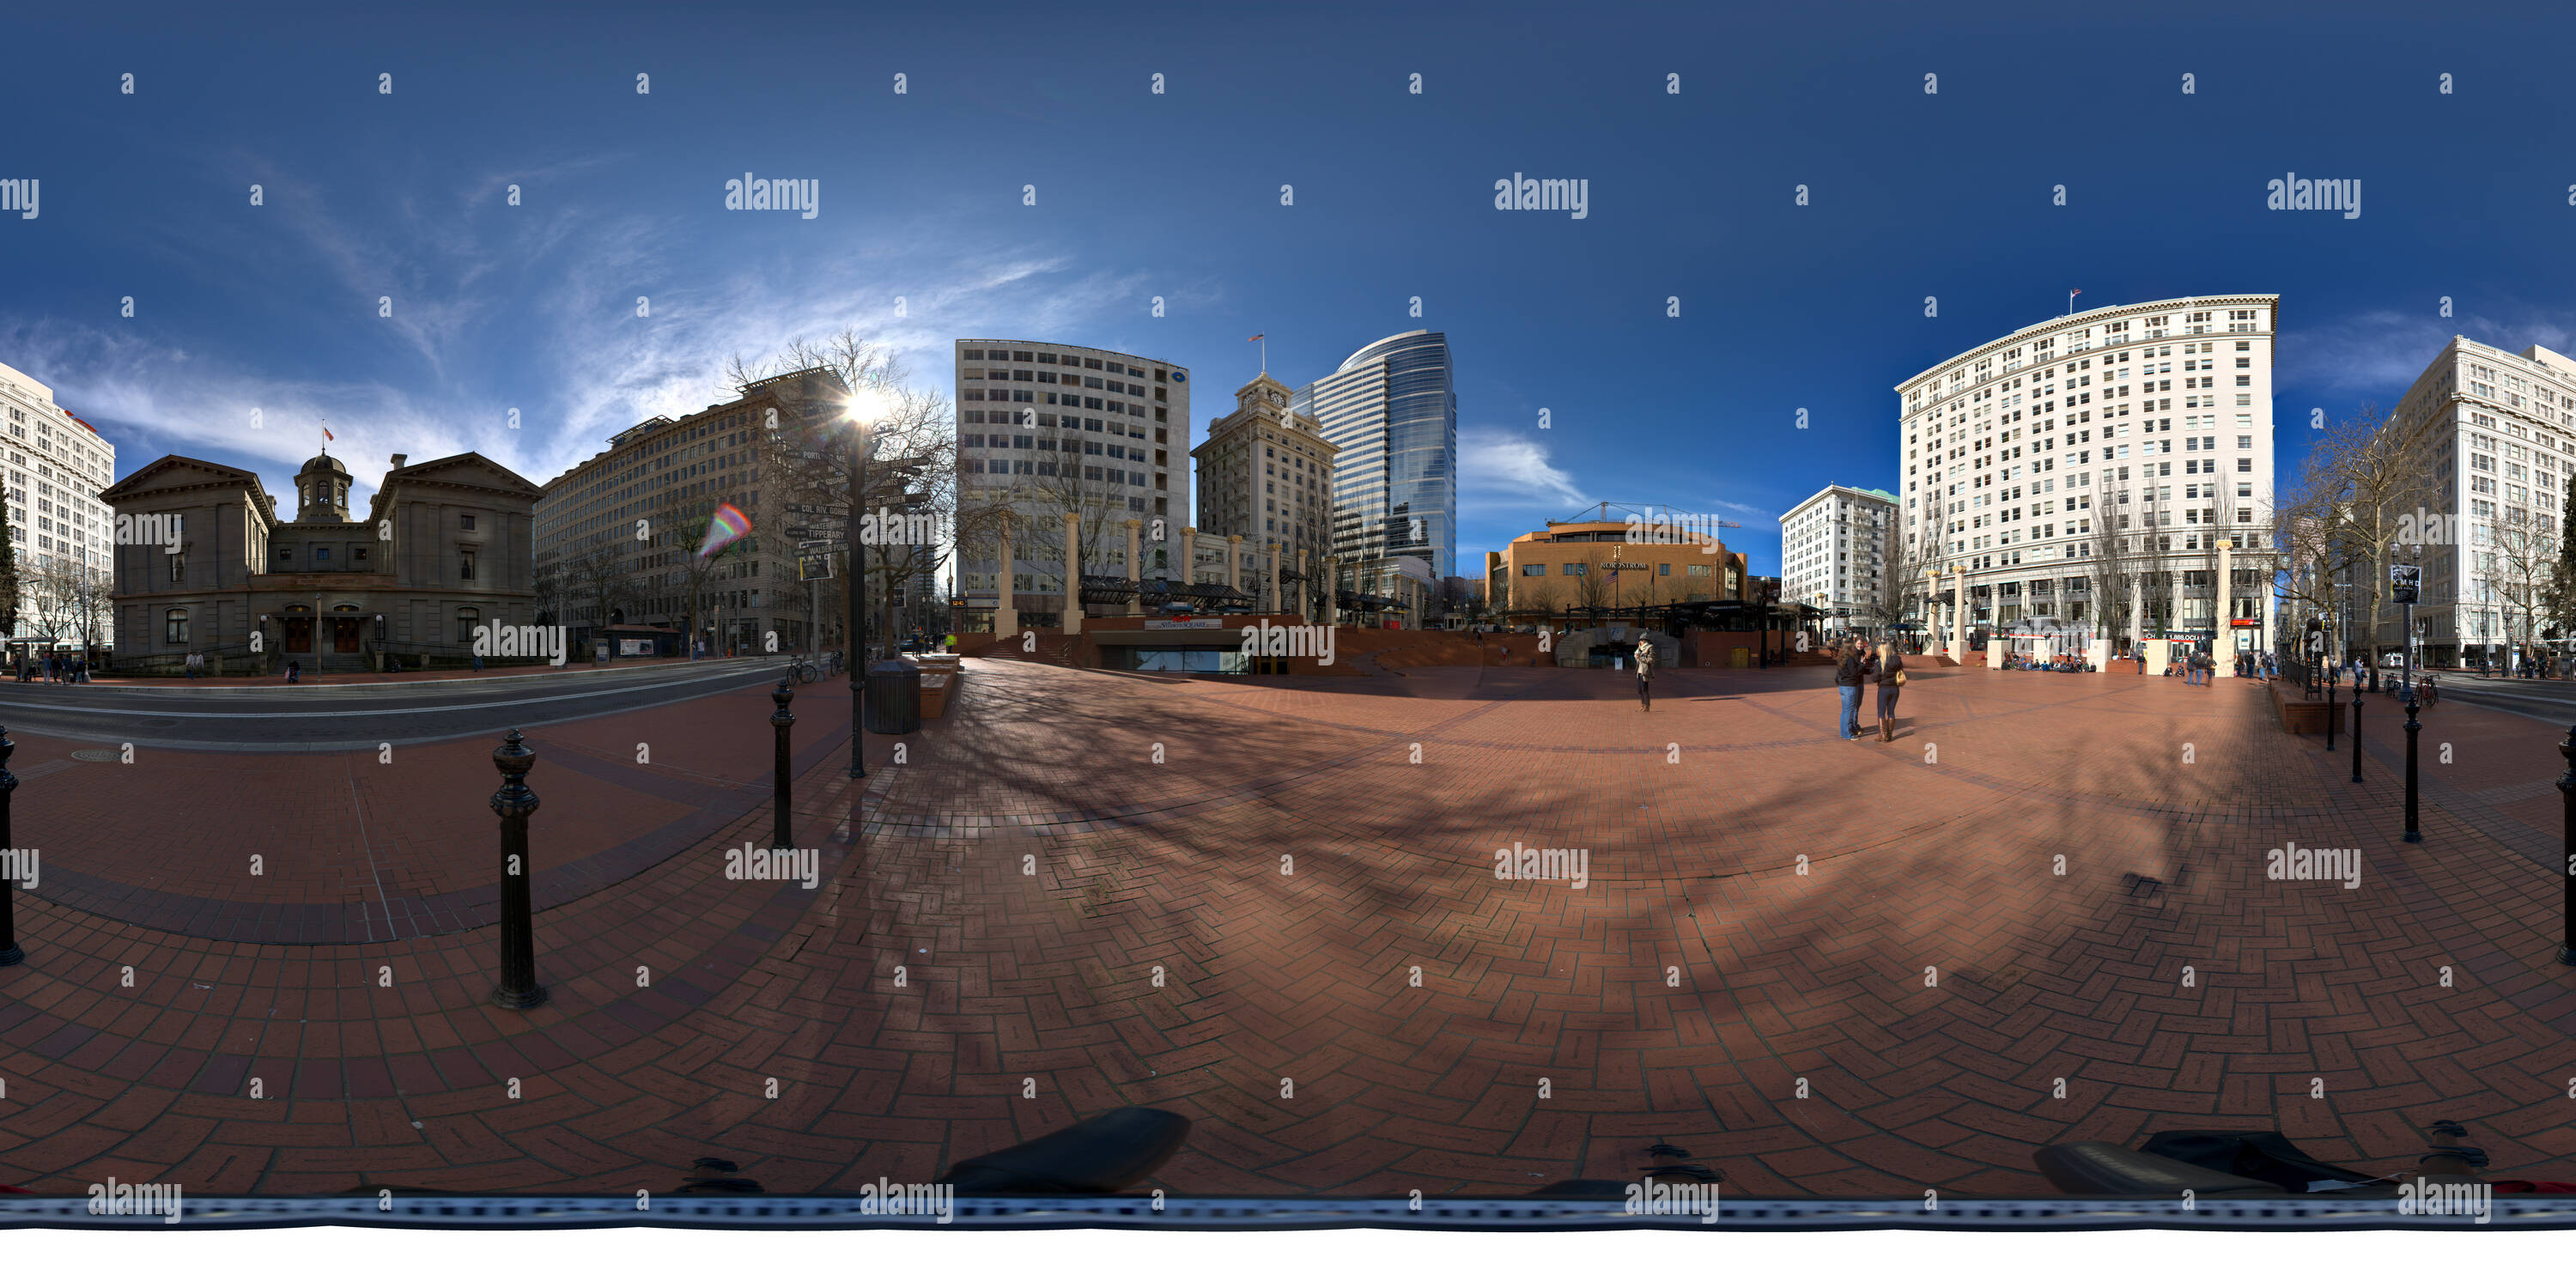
[
  {"left": 1635, "top": 636, "right": 1656, "bottom": 712},
  {"left": 1834, "top": 641, "right": 1874, "bottom": 741},
  {"left": 1874, "top": 641, "right": 1906, "bottom": 742}
]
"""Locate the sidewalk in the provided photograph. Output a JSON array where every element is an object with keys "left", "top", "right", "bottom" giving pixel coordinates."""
[
  {"left": 5, "top": 659, "right": 2574, "bottom": 1197},
  {"left": 74, "top": 655, "right": 776, "bottom": 688}
]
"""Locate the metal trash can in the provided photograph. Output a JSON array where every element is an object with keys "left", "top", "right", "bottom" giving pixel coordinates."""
[{"left": 865, "top": 657, "right": 922, "bottom": 734}]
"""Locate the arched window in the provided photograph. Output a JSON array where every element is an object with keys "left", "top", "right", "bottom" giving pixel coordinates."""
[
  {"left": 456, "top": 607, "right": 479, "bottom": 644},
  {"left": 164, "top": 608, "right": 189, "bottom": 644}
]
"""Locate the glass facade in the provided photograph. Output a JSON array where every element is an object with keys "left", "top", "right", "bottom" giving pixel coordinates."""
[{"left": 1293, "top": 330, "right": 1457, "bottom": 578}]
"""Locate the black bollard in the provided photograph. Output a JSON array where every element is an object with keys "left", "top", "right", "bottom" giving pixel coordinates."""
[
  {"left": 0, "top": 727, "right": 18, "bottom": 967},
  {"left": 489, "top": 728, "right": 547, "bottom": 1009},
  {"left": 2351, "top": 687, "right": 2364, "bottom": 785},
  {"left": 773, "top": 676, "right": 795, "bottom": 849},
  {"left": 2561, "top": 723, "right": 2576, "bottom": 967},
  {"left": 2403, "top": 690, "right": 2422, "bottom": 843}
]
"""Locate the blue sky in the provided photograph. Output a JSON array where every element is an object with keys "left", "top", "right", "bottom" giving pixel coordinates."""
[{"left": 6, "top": 1, "right": 2576, "bottom": 579}]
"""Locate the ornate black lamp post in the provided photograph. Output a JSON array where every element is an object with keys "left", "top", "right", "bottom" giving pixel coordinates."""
[{"left": 488, "top": 729, "right": 547, "bottom": 1009}]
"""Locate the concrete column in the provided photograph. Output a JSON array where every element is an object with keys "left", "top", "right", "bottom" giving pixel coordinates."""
[
  {"left": 1950, "top": 563, "right": 1966, "bottom": 660},
  {"left": 1298, "top": 549, "right": 1310, "bottom": 621},
  {"left": 1923, "top": 568, "right": 1940, "bottom": 656},
  {"left": 1123, "top": 518, "right": 1142, "bottom": 618},
  {"left": 1324, "top": 556, "right": 1340, "bottom": 626},
  {"left": 1265, "top": 541, "right": 1281, "bottom": 614},
  {"left": 2129, "top": 573, "right": 2144, "bottom": 653},
  {"left": 993, "top": 511, "right": 1018, "bottom": 639},
  {"left": 1180, "top": 526, "right": 1197, "bottom": 590},
  {"left": 1226, "top": 534, "right": 1243, "bottom": 592},
  {"left": 1062, "top": 511, "right": 1084, "bottom": 636},
  {"left": 2215, "top": 538, "right": 2236, "bottom": 672}
]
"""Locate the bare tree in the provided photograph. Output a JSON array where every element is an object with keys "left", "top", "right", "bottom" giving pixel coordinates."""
[
  {"left": 569, "top": 537, "right": 639, "bottom": 651},
  {"left": 728, "top": 331, "right": 965, "bottom": 652},
  {"left": 2281, "top": 403, "right": 2439, "bottom": 662},
  {"left": 2491, "top": 504, "right": 2555, "bottom": 669}
]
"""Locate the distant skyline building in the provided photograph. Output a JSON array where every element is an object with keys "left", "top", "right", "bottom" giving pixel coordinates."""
[
  {"left": 1779, "top": 483, "right": 1897, "bottom": 632},
  {"left": 0, "top": 360, "right": 118, "bottom": 652},
  {"left": 534, "top": 367, "right": 841, "bottom": 656},
  {"left": 952, "top": 339, "right": 1187, "bottom": 631},
  {"left": 1292, "top": 329, "right": 1457, "bottom": 581},
  {"left": 2370, "top": 336, "right": 2576, "bottom": 668},
  {"left": 1896, "top": 295, "right": 2280, "bottom": 653},
  {"left": 1191, "top": 372, "right": 1337, "bottom": 611}
]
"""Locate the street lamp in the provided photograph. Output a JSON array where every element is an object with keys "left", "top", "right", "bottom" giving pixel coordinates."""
[{"left": 843, "top": 388, "right": 890, "bottom": 781}]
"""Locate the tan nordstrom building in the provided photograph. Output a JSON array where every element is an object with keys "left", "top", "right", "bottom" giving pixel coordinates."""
[{"left": 1498, "top": 518, "right": 1747, "bottom": 619}]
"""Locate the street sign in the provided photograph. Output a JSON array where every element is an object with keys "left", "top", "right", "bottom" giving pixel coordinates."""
[
  {"left": 2390, "top": 563, "right": 2421, "bottom": 605},
  {"left": 798, "top": 552, "right": 835, "bottom": 580}
]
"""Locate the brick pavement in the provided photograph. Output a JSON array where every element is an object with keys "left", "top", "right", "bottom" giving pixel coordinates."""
[{"left": 2, "top": 659, "right": 2574, "bottom": 1196}]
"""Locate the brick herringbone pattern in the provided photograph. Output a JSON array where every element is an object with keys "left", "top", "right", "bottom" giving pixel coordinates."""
[{"left": 1, "top": 661, "right": 2573, "bottom": 1196}]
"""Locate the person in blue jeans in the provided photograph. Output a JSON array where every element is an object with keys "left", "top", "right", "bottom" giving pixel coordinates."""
[{"left": 1834, "top": 641, "right": 1875, "bottom": 740}]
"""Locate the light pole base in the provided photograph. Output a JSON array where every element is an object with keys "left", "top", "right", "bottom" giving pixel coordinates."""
[
  {"left": 0, "top": 941, "right": 21, "bottom": 967},
  {"left": 2403, "top": 830, "right": 2421, "bottom": 843},
  {"left": 489, "top": 981, "right": 549, "bottom": 1010},
  {"left": 2559, "top": 943, "right": 2576, "bottom": 968}
]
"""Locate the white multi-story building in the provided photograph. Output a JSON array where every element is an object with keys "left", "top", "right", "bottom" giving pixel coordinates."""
[
  {"left": 1896, "top": 295, "right": 2279, "bottom": 651},
  {"left": 2373, "top": 337, "right": 2576, "bottom": 668},
  {"left": 0, "top": 361, "right": 118, "bottom": 650},
  {"left": 1780, "top": 483, "right": 1897, "bottom": 631},
  {"left": 952, "top": 339, "right": 1188, "bottom": 631}
]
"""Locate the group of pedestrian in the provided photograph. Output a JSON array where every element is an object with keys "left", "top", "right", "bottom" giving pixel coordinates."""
[
  {"left": 21, "top": 653, "right": 89, "bottom": 683},
  {"left": 1833, "top": 641, "right": 1906, "bottom": 742},
  {"left": 183, "top": 650, "right": 207, "bottom": 678}
]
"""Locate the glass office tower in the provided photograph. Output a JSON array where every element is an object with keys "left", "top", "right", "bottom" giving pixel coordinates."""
[{"left": 1293, "top": 330, "right": 1457, "bottom": 579}]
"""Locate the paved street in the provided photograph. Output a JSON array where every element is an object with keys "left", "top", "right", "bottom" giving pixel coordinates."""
[
  {"left": 2, "top": 658, "right": 2574, "bottom": 1196},
  {"left": 0, "top": 658, "right": 796, "bottom": 750}
]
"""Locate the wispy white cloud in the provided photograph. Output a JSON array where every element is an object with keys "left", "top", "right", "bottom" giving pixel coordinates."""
[
  {"left": 1459, "top": 426, "right": 1587, "bottom": 513},
  {"left": 9, "top": 163, "right": 1155, "bottom": 505},
  {"left": 2282, "top": 305, "right": 2576, "bottom": 398}
]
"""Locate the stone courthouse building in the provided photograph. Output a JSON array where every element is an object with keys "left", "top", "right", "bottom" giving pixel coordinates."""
[{"left": 102, "top": 449, "right": 539, "bottom": 672}]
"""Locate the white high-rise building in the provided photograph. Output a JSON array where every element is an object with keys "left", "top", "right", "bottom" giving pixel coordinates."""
[
  {"left": 1780, "top": 483, "right": 1897, "bottom": 632},
  {"left": 1896, "top": 295, "right": 2279, "bottom": 651},
  {"left": 0, "top": 361, "right": 118, "bottom": 649},
  {"left": 2373, "top": 336, "right": 2576, "bottom": 668},
  {"left": 952, "top": 339, "right": 1188, "bottom": 631}
]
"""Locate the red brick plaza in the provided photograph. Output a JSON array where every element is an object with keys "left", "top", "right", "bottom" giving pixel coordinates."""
[{"left": 3, "top": 658, "right": 2575, "bottom": 1195}]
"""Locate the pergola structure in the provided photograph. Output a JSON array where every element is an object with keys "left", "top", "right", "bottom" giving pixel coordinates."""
[{"left": 1079, "top": 574, "right": 1255, "bottom": 616}]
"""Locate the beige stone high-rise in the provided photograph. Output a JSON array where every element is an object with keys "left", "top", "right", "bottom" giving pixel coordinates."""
[{"left": 1191, "top": 373, "right": 1336, "bottom": 614}]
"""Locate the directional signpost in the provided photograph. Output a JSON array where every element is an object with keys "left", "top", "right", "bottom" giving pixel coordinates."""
[{"left": 2392, "top": 562, "right": 2422, "bottom": 843}]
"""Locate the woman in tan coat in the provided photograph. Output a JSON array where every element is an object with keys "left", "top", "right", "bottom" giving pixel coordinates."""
[{"left": 1874, "top": 641, "right": 1906, "bottom": 741}]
